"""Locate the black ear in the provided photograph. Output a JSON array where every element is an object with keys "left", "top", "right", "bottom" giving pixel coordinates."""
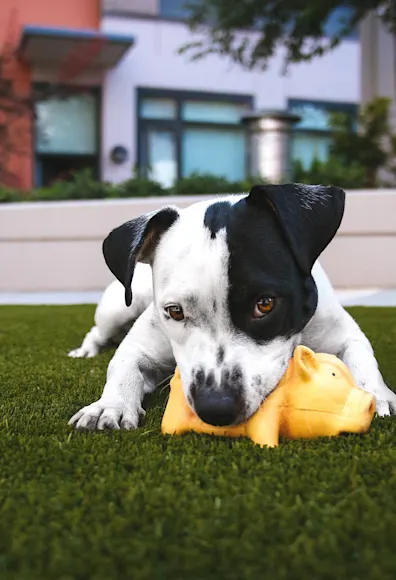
[
  {"left": 102, "top": 206, "right": 179, "bottom": 306},
  {"left": 247, "top": 183, "right": 345, "bottom": 274}
]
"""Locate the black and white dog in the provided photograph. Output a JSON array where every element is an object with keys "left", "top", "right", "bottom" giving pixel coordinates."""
[{"left": 68, "top": 184, "right": 396, "bottom": 431}]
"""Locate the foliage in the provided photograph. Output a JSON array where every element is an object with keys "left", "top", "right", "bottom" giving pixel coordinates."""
[
  {"left": 114, "top": 176, "right": 169, "bottom": 198},
  {"left": 294, "top": 157, "right": 367, "bottom": 189},
  {"left": 0, "top": 171, "right": 268, "bottom": 203},
  {"left": 295, "top": 97, "right": 396, "bottom": 188},
  {"left": 169, "top": 172, "right": 267, "bottom": 195},
  {"left": 181, "top": 0, "right": 395, "bottom": 71},
  {"left": 28, "top": 169, "right": 115, "bottom": 201},
  {"left": 170, "top": 172, "right": 239, "bottom": 195},
  {"left": 0, "top": 186, "right": 23, "bottom": 203}
]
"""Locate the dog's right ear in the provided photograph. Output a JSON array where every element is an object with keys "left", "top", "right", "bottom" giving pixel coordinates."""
[{"left": 102, "top": 206, "right": 179, "bottom": 306}]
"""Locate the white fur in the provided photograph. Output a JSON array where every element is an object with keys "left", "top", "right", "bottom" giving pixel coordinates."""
[
  {"left": 68, "top": 196, "right": 396, "bottom": 430},
  {"left": 68, "top": 264, "right": 153, "bottom": 358}
]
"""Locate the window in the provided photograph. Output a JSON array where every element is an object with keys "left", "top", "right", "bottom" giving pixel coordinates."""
[
  {"left": 288, "top": 99, "right": 357, "bottom": 170},
  {"left": 138, "top": 89, "right": 252, "bottom": 187},
  {"left": 35, "top": 89, "right": 100, "bottom": 186}
]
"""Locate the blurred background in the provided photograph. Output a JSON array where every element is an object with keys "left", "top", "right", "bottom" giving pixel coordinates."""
[{"left": 0, "top": 0, "right": 395, "bottom": 300}]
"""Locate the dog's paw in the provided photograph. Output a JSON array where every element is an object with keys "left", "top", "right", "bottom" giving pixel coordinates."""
[
  {"left": 68, "top": 400, "right": 145, "bottom": 431},
  {"left": 375, "top": 399, "right": 396, "bottom": 417},
  {"left": 68, "top": 344, "right": 100, "bottom": 359}
]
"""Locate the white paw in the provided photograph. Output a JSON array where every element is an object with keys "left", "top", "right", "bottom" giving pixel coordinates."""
[
  {"left": 68, "top": 400, "right": 145, "bottom": 431},
  {"left": 374, "top": 384, "right": 396, "bottom": 417},
  {"left": 375, "top": 398, "right": 396, "bottom": 417},
  {"left": 68, "top": 344, "right": 100, "bottom": 358},
  {"left": 376, "top": 400, "right": 391, "bottom": 417}
]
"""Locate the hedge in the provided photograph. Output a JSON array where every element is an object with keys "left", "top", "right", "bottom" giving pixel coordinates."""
[{"left": 0, "top": 170, "right": 270, "bottom": 203}]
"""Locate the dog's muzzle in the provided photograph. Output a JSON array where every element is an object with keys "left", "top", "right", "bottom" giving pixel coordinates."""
[{"left": 192, "top": 387, "right": 243, "bottom": 426}]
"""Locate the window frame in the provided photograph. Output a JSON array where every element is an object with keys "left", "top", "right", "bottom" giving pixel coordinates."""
[
  {"left": 288, "top": 98, "right": 358, "bottom": 133},
  {"left": 137, "top": 87, "right": 253, "bottom": 182},
  {"left": 288, "top": 97, "right": 358, "bottom": 169}
]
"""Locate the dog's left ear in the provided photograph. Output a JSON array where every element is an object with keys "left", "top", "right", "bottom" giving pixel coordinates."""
[
  {"left": 247, "top": 183, "right": 345, "bottom": 274},
  {"left": 102, "top": 206, "right": 179, "bottom": 306}
]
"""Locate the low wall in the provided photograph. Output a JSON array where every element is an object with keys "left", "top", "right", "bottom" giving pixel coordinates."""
[{"left": 0, "top": 190, "right": 395, "bottom": 292}]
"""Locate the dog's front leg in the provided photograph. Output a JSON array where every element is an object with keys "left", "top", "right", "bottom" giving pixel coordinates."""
[
  {"left": 308, "top": 303, "right": 396, "bottom": 416},
  {"left": 69, "top": 304, "right": 175, "bottom": 430},
  {"left": 338, "top": 318, "right": 396, "bottom": 416}
]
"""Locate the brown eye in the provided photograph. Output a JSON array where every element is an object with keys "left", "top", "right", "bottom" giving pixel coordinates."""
[
  {"left": 253, "top": 297, "right": 275, "bottom": 318},
  {"left": 165, "top": 305, "right": 185, "bottom": 321}
]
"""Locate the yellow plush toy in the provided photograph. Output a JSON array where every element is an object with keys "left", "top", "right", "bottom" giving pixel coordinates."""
[{"left": 161, "top": 346, "right": 376, "bottom": 447}]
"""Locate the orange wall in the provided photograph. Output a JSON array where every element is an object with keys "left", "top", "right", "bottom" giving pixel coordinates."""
[
  {"left": 0, "top": 0, "right": 100, "bottom": 46},
  {"left": 0, "top": 0, "right": 100, "bottom": 190}
]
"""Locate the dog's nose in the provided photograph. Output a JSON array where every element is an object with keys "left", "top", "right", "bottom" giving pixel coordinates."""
[{"left": 193, "top": 390, "right": 241, "bottom": 426}]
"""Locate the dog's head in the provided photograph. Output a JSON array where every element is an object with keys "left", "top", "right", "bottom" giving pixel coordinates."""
[{"left": 103, "top": 184, "right": 345, "bottom": 426}]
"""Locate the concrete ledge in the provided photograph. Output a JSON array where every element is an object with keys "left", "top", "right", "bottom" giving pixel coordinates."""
[{"left": 0, "top": 190, "right": 395, "bottom": 292}]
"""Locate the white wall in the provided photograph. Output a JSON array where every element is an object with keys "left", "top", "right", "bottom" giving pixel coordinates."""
[
  {"left": 101, "top": 16, "right": 361, "bottom": 183},
  {"left": 1, "top": 190, "right": 395, "bottom": 292}
]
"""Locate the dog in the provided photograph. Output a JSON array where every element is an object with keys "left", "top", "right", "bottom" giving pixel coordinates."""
[{"left": 68, "top": 183, "right": 396, "bottom": 431}]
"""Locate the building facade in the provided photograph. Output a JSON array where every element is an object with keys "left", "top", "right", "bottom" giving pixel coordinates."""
[{"left": 0, "top": 0, "right": 360, "bottom": 190}]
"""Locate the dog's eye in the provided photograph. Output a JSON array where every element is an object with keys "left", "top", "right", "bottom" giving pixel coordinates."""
[
  {"left": 253, "top": 297, "right": 275, "bottom": 318},
  {"left": 165, "top": 304, "right": 185, "bottom": 321}
]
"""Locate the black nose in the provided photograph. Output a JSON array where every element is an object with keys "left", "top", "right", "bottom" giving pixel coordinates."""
[{"left": 193, "top": 390, "right": 241, "bottom": 426}]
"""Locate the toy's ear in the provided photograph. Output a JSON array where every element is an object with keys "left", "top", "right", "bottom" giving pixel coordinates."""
[
  {"left": 247, "top": 183, "right": 345, "bottom": 274},
  {"left": 294, "top": 346, "right": 318, "bottom": 381},
  {"left": 102, "top": 206, "right": 179, "bottom": 306}
]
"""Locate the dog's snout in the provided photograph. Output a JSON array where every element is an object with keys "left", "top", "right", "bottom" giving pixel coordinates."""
[
  {"left": 193, "top": 389, "right": 241, "bottom": 426},
  {"left": 190, "top": 365, "right": 245, "bottom": 426}
]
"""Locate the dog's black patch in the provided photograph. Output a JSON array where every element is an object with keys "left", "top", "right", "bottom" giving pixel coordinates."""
[
  {"left": 224, "top": 197, "right": 318, "bottom": 343},
  {"left": 103, "top": 207, "right": 179, "bottom": 306},
  {"left": 218, "top": 185, "right": 344, "bottom": 344},
  {"left": 204, "top": 201, "right": 232, "bottom": 239},
  {"left": 216, "top": 345, "right": 225, "bottom": 365}
]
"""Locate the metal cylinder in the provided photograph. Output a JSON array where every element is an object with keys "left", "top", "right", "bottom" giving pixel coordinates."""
[{"left": 242, "top": 110, "right": 300, "bottom": 183}]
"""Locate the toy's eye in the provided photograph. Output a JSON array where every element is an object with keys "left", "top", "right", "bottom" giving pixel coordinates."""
[
  {"left": 253, "top": 297, "right": 275, "bottom": 318},
  {"left": 165, "top": 304, "right": 185, "bottom": 321},
  {"left": 332, "top": 373, "right": 336, "bottom": 377}
]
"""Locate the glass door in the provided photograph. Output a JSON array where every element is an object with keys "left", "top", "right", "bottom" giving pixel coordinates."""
[{"left": 146, "top": 128, "right": 177, "bottom": 189}]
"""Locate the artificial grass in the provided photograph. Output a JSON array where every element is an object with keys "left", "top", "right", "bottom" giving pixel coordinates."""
[{"left": 1, "top": 306, "right": 396, "bottom": 580}]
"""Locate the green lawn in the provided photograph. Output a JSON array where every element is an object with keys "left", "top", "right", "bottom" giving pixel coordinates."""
[{"left": 1, "top": 305, "right": 396, "bottom": 580}]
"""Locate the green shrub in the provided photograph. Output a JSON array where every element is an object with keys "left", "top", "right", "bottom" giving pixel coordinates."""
[
  {"left": 170, "top": 173, "right": 235, "bottom": 195},
  {"left": 112, "top": 176, "right": 168, "bottom": 198},
  {"left": 0, "top": 171, "right": 169, "bottom": 203},
  {"left": 170, "top": 172, "right": 268, "bottom": 195},
  {"left": 294, "top": 157, "right": 367, "bottom": 189},
  {"left": 0, "top": 186, "right": 24, "bottom": 203},
  {"left": 26, "top": 169, "right": 114, "bottom": 202}
]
